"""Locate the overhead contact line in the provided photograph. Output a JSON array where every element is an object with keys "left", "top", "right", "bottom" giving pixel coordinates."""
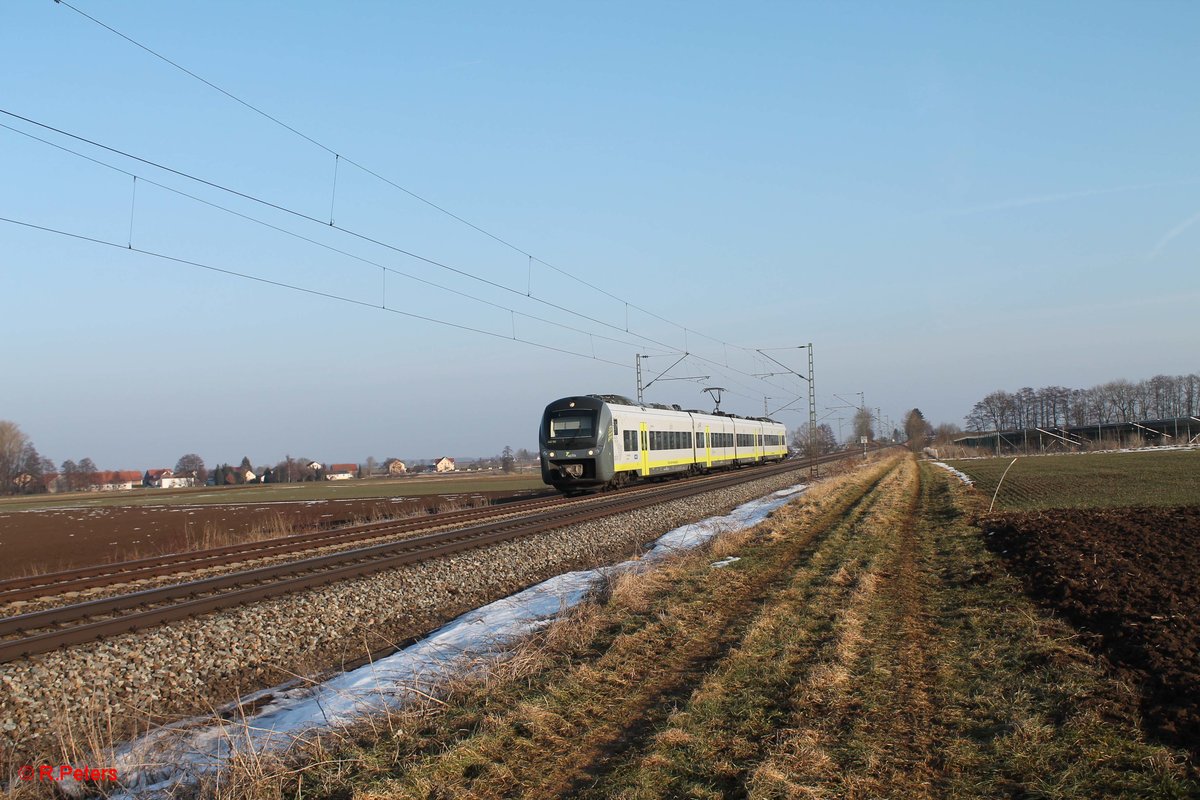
[
  {"left": 52, "top": 0, "right": 754, "bottom": 361},
  {"left": 2, "top": 109, "right": 795, "bottom": 403}
]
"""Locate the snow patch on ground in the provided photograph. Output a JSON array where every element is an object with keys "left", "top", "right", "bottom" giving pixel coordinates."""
[
  {"left": 930, "top": 461, "right": 974, "bottom": 485},
  {"left": 100, "top": 482, "right": 810, "bottom": 797}
]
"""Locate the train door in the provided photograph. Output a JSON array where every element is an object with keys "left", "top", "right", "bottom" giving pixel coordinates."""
[
  {"left": 639, "top": 422, "right": 650, "bottom": 477},
  {"left": 704, "top": 425, "right": 712, "bottom": 468}
]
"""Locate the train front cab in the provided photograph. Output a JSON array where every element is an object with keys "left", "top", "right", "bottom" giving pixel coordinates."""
[{"left": 539, "top": 396, "right": 614, "bottom": 492}]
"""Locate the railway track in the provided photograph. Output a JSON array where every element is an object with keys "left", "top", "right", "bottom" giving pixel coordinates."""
[
  {"left": 0, "top": 451, "right": 866, "bottom": 664},
  {"left": 0, "top": 492, "right": 566, "bottom": 605}
]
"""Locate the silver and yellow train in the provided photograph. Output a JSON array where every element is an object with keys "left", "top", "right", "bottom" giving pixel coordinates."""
[{"left": 539, "top": 394, "right": 788, "bottom": 494}]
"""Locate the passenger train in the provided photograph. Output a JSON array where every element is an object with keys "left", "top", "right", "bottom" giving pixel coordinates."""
[{"left": 539, "top": 394, "right": 789, "bottom": 494}]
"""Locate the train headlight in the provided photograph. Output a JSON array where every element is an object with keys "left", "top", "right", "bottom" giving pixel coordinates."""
[
  {"left": 588, "top": 450, "right": 595, "bottom": 456},
  {"left": 549, "top": 451, "right": 556, "bottom": 458}
]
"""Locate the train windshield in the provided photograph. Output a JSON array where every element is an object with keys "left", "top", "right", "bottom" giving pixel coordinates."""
[{"left": 547, "top": 410, "right": 597, "bottom": 441}]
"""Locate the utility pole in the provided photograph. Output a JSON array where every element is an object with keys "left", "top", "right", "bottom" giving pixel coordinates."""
[
  {"left": 636, "top": 353, "right": 707, "bottom": 404},
  {"left": 758, "top": 343, "right": 816, "bottom": 478},
  {"left": 636, "top": 354, "right": 643, "bottom": 404}
]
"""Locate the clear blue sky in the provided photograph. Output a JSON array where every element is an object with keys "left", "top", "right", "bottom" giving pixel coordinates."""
[{"left": 2, "top": 1, "right": 1197, "bottom": 469}]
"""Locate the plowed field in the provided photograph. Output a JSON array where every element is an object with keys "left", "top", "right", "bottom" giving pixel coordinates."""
[{"left": 980, "top": 506, "right": 1200, "bottom": 760}]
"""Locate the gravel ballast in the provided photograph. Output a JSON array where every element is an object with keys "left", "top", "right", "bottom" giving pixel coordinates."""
[{"left": 0, "top": 470, "right": 810, "bottom": 763}]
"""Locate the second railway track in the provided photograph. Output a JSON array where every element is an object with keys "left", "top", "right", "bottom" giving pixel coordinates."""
[{"left": 0, "top": 452, "right": 866, "bottom": 664}]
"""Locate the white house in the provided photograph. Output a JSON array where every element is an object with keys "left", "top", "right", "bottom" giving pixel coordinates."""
[
  {"left": 434, "top": 457, "right": 456, "bottom": 473},
  {"left": 326, "top": 463, "right": 358, "bottom": 480}
]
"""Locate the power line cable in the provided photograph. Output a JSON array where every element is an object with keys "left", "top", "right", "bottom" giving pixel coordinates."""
[
  {"left": 0, "top": 213, "right": 632, "bottom": 368},
  {"left": 0, "top": 120, "right": 674, "bottom": 357},
  {"left": 51, "top": 0, "right": 759, "bottom": 357},
  {"left": 0, "top": 107, "right": 689, "bottom": 355},
  {"left": 2, "top": 108, "right": 790, "bottom": 400}
]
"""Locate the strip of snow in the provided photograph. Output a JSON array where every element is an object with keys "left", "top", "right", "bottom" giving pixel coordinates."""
[
  {"left": 930, "top": 461, "right": 974, "bottom": 485},
  {"left": 96, "top": 482, "right": 809, "bottom": 797}
]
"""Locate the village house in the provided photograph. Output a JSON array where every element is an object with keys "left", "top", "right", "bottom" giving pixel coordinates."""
[
  {"left": 94, "top": 470, "right": 144, "bottom": 491},
  {"left": 385, "top": 458, "right": 407, "bottom": 475},
  {"left": 434, "top": 457, "right": 456, "bottom": 473},
  {"left": 325, "top": 463, "right": 358, "bottom": 480},
  {"left": 143, "top": 469, "right": 196, "bottom": 489}
]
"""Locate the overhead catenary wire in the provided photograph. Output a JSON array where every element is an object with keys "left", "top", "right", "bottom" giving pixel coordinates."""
[
  {"left": 1, "top": 109, "right": 790, "bottom": 404},
  {"left": 0, "top": 214, "right": 633, "bottom": 369},
  {"left": 51, "top": 0, "right": 757, "bottom": 358},
  {"left": 0, "top": 108, "right": 695, "bottom": 357},
  {"left": 0, "top": 120, "right": 675, "bottom": 358}
]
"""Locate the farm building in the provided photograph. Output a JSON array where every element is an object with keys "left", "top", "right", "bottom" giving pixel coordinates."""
[
  {"left": 435, "top": 457, "right": 456, "bottom": 473},
  {"left": 955, "top": 415, "right": 1200, "bottom": 454},
  {"left": 385, "top": 458, "right": 407, "bottom": 475}
]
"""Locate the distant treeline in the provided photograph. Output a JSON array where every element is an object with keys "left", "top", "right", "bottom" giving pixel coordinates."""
[{"left": 965, "top": 373, "right": 1200, "bottom": 432}]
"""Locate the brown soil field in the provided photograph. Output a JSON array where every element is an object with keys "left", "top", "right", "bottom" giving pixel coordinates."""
[
  {"left": 0, "top": 490, "right": 549, "bottom": 580},
  {"left": 980, "top": 506, "right": 1200, "bottom": 761}
]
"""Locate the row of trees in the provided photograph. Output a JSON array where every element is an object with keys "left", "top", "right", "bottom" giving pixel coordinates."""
[
  {"left": 0, "top": 421, "right": 104, "bottom": 495},
  {"left": 964, "top": 372, "right": 1200, "bottom": 432},
  {"left": 790, "top": 405, "right": 890, "bottom": 456},
  {"left": 1, "top": 420, "right": 542, "bottom": 495}
]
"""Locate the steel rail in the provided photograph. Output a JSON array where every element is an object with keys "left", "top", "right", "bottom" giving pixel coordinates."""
[{"left": 0, "top": 450, "right": 872, "bottom": 663}]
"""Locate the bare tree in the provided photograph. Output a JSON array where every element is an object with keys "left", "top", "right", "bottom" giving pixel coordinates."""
[
  {"left": 60, "top": 460, "right": 80, "bottom": 491},
  {"left": 175, "top": 453, "right": 207, "bottom": 485},
  {"left": 0, "top": 421, "right": 31, "bottom": 494},
  {"left": 932, "top": 422, "right": 962, "bottom": 444},
  {"left": 792, "top": 424, "right": 837, "bottom": 456},
  {"left": 77, "top": 458, "right": 99, "bottom": 489},
  {"left": 852, "top": 407, "right": 874, "bottom": 442},
  {"left": 904, "top": 408, "right": 931, "bottom": 452}
]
